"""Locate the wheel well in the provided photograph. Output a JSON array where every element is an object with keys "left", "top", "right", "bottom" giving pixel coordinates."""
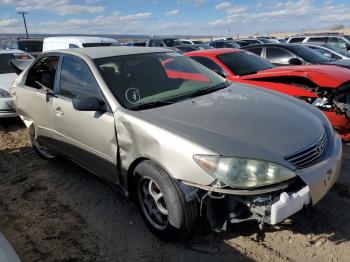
[{"left": 126, "top": 157, "right": 149, "bottom": 197}]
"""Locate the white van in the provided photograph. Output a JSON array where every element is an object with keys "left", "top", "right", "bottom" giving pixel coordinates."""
[{"left": 43, "top": 36, "right": 119, "bottom": 52}]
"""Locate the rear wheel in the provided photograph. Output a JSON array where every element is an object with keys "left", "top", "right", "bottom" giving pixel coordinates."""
[
  {"left": 29, "top": 125, "right": 56, "bottom": 159},
  {"left": 134, "top": 160, "right": 198, "bottom": 241}
]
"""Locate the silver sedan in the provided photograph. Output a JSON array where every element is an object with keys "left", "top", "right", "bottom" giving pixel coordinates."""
[{"left": 12, "top": 47, "right": 342, "bottom": 240}]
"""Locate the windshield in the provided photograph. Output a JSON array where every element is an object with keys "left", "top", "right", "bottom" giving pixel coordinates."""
[
  {"left": 288, "top": 45, "right": 333, "bottom": 63},
  {"left": 95, "top": 52, "right": 226, "bottom": 110},
  {"left": 18, "top": 40, "right": 43, "bottom": 52},
  {"left": 82, "top": 43, "right": 115, "bottom": 47},
  {"left": 217, "top": 51, "right": 274, "bottom": 76},
  {"left": 323, "top": 44, "right": 350, "bottom": 58},
  {"left": 0, "top": 53, "right": 32, "bottom": 74}
]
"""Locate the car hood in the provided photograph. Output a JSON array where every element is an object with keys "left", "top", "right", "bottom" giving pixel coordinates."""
[
  {"left": 131, "top": 83, "right": 325, "bottom": 168},
  {"left": 241, "top": 65, "right": 350, "bottom": 88},
  {"left": 0, "top": 73, "right": 17, "bottom": 91}
]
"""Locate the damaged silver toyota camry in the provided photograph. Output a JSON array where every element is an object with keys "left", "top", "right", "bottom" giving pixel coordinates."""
[{"left": 12, "top": 47, "right": 342, "bottom": 240}]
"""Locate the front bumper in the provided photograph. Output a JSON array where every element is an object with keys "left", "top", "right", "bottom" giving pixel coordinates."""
[
  {"left": 184, "top": 133, "right": 343, "bottom": 231},
  {"left": 0, "top": 98, "right": 17, "bottom": 118}
]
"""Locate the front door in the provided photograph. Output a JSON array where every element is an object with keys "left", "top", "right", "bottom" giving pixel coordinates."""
[{"left": 52, "top": 55, "right": 119, "bottom": 183}]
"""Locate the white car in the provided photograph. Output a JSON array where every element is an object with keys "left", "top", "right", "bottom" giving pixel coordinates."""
[
  {"left": 42, "top": 36, "right": 120, "bottom": 52},
  {"left": 0, "top": 49, "right": 33, "bottom": 117}
]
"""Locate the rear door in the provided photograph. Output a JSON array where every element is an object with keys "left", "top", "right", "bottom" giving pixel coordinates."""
[
  {"left": 52, "top": 54, "right": 119, "bottom": 183},
  {"left": 17, "top": 55, "right": 60, "bottom": 148}
]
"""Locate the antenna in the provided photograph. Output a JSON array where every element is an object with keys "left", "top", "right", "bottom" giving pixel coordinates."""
[{"left": 17, "top": 11, "right": 29, "bottom": 38}]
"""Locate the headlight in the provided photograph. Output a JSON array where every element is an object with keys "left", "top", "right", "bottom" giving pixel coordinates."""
[
  {"left": 193, "top": 155, "right": 296, "bottom": 189},
  {"left": 0, "top": 89, "right": 11, "bottom": 98}
]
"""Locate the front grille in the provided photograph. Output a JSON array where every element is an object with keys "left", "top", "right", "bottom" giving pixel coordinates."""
[{"left": 284, "top": 131, "right": 327, "bottom": 169}]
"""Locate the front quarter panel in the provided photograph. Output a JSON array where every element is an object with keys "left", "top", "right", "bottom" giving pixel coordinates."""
[{"left": 114, "top": 110, "right": 218, "bottom": 186}]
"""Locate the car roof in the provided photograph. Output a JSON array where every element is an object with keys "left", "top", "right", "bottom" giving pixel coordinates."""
[
  {"left": 45, "top": 46, "right": 172, "bottom": 59},
  {"left": 44, "top": 36, "right": 116, "bottom": 43},
  {"left": 243, "top": 43, "right": 299, "bottom": 49},
  {"left": 186, "top": 48, "right": 242, "bottom": 56},
  {"left": 0, "top": 49, "right": 26, "bottom": 54}
]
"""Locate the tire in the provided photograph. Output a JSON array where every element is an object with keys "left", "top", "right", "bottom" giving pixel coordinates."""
[
  {"left": 29, "top": 125, "right": 56, "bottom": 160},
  {"left": 134, "top": 160, "right": 198, "bottom": 241}
]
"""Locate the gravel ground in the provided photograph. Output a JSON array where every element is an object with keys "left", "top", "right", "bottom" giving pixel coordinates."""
[{"left": 0, "top": 117, "right": 350, "bottom": 262}]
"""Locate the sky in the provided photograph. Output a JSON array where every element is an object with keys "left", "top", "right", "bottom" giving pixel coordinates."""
[{"left": 0, "top": 0, "right": 350, "bottom": 36}]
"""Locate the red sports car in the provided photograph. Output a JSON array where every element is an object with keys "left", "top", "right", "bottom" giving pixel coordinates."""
[{"left": 185, "top": 48, "right": 350, "bottom": 141}]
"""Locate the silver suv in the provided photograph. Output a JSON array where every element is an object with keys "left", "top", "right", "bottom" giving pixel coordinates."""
[
  {"left": 12, "top": 47, "right": 342, "bottom": 240},
  {"left": 287, "top": 34, "right": 350, "bottom": 51}
]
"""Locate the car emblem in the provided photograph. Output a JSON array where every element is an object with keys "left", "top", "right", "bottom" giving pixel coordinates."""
[{"left": 315, "top": 142, "right": 323, "bottom": 154}]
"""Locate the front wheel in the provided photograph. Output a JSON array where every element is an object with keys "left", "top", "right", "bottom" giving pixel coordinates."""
[
  {"left": 29, "top": 126, "right": 56, "bottom": 159},
  {"left": 134, "top": 160, "right": 198, "bottom": 241}
]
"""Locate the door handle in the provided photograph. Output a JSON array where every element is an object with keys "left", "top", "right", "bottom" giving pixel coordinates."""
[{"left": 55, "top": 107, "right": 64, "bottom": 116}]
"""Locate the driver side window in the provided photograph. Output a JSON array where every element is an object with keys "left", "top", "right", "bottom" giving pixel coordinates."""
[
  {"left": 59, "top": 55, "right": 102, "bottom": 99},
  {"left": 26, "top": 56, "right": 59, "bottom": 90}
]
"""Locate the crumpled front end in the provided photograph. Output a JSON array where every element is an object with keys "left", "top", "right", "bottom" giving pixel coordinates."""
[{"left": 182, "top": 132, "right": 342, "bottom": 232}]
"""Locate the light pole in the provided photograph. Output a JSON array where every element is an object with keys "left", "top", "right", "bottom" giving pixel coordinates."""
[{"left": 17, "top": 11, "right": 29, "bottom": 38}]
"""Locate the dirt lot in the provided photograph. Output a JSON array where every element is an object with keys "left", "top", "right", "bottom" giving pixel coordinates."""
[{"left": 0, "top": 118, "right": 350, "bottom": 262}]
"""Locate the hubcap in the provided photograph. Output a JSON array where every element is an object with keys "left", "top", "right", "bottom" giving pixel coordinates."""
[{"left": 138, "top": 177, "right": 168, "bottom": 230}]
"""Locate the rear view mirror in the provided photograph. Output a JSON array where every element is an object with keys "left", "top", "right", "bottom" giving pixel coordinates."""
[
  {"left": 73, "top": 97, "right": 106, "bottom": 112},
  {"left": 288, "top": 58, "right": 303, "bottom": 65}
]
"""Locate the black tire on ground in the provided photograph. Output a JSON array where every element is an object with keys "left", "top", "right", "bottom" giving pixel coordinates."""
[
  {"left": 134, "top": 160, "right": 198, "bottom": 241},
  {"left": 29, "top": 125, "right": 56, "bottom": 160}
]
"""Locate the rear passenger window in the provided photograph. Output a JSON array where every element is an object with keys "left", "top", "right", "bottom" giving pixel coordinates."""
[
  {"left": 266, "top": 47, "right": 294, "bottom": 64},
  {"left": 289, "top": 38, "right": 305, "bottom": 43},
  {"left": 59, "top": 56, "right": 101, "bottom": 99},
  {"left": 307, "top": 37, "right": 325, "bottom": 44},
  {"left": 246, "top": 47, "right": 262, "bottom": 56},
  {"left": 26, "top": 56, "right": 59, "bottom": 90}
]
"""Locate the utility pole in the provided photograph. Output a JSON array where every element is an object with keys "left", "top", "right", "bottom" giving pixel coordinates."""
[{"left": 17, "top": 11, "right": 29, "bottom": 38}]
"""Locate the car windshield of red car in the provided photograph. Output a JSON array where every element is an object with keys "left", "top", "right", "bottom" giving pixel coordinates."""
[{"left": 217, "top": 51, "right": 274, "bottom": 76}]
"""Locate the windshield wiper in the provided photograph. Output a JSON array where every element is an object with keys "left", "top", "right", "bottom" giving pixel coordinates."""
[
  {"left": 132, "top": 100, "right": 175, "bottom": 110},
  {"left": 187, "top": 83, "right": 229, "bottom": 99}
]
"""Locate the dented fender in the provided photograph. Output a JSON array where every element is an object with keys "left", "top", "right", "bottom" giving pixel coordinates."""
[{"left": 113, "top": 110, "right": 218, "bottom": 187}]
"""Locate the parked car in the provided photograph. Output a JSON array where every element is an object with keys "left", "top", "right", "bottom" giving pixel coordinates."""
[
  {"left": 0, "top": 49, "right": 33, "bottom": 117},
  {"left": 12, "top": 47, "right": 342, "bottom": 240},
  {"left": 257, "top": 37, "right": 280, "bottom": 43},
  {"left": 148, "top": 38, "right": 182, "bottom": 47},
  {"left": 209, "top": 40, "right": 239, "bottom": 48},
  {"left": 125, "top": 42, "right": 147, "bottom": 47},
  {"left": 185, "top": 48, "right": 350, "bottom": 140},
  {"left": 175, "top": 44, "right": 213, "bottom": 53},
  {"left": 178, "top": 39, "right": 204, "bottom": 45},
  {"left": 231, "top": 40, "right": 250, "bottom": 47},
  {"left": 287, "top": 34, "right": 350, "bottom": 51},
  {"left": 239, "top": 38, "right": 273, "bottom": 45},
  {"left": 242, "top": 43, "right": 350, "bottom": 69},
  {"left": 302, "top": 43, "right": 350, "bottom": 60},
  {"left": 43, "top": 36, "right": 119, "bottom": 52},
  {"left": 0, "top": 37, "right": 43, "bottom": 57}
]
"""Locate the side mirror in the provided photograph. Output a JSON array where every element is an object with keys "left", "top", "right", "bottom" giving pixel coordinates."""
[
  {"left": 288, "top": 58, "right": 303, "bottom": 65},
  {"left": 72, "top": 97, "right": 106, "bottom": 112},
  {"left": 346, "top": 43, "right": 350, "bottom": 51}
]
